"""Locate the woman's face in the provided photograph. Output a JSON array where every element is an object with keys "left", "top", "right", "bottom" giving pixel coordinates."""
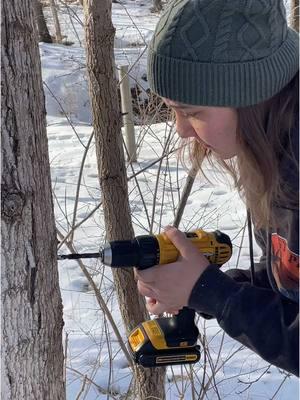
[{"left": 163, "top": 98, "right": 238, "bottom": 159}]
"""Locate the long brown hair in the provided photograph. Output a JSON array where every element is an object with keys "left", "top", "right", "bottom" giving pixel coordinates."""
[{"left": 183, "top": 72, "right": 299, "bottom": 229}]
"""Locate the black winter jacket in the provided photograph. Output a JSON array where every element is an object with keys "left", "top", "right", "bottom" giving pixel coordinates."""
[{"left": 188, "top": 116, "right": 299, "bottom": 376}]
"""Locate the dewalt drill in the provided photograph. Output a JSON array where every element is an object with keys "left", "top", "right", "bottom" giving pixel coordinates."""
[{"left": 58, "top": 229, "right": 232, "bottom": 367}]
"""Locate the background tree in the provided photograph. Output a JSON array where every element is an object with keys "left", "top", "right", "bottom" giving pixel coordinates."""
[
  {"left": 83, "top": 0, "right": 166, "bottom": 398},
  {"left": 151, "top": 0, "right": 163, "bottom": 13},
  {"left": 49, "top": 0, "right": 63, "bottom": 42},
  {"left": 34, "top": 0, "right": 53, "bottom": 43},
  {"left": 291, "top": 0, "right": 299, "bottom": 31},
  {"left": 1, "top": 0, "right": 65, "bottom": 399}
]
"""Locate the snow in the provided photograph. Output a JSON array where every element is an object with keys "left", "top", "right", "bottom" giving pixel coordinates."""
[{"left": 41, "top": 2, "right": 299, "bottom": 399}]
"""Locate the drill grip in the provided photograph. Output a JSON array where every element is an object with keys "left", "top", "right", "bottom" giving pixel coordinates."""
[{"left": 164, "top": 307, "right": 198, "bottom": 347}]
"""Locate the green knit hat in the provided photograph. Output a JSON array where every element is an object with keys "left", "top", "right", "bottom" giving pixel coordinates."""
[{"left": 147, "top": 0, "right": 299, "bottom": 107}]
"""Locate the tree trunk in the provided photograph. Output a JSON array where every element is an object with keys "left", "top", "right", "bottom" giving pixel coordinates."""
[
  {"left": 152, "top": 0, "right": 163, "bottom": 12},
  {"left": 83, "top": 1, "right": 165, "bottom": 399},
  {"left": 290, "top": 0, "right": 299, "bottom": 31},
  {"left": 49, "top": 0, "right": 62, "bottom": 43},
  {"left": 1, "top": 1, "right": 65, "bottom": 399},
  {"left": 33, "top": 0, "right": 53, "bottom": 43}
]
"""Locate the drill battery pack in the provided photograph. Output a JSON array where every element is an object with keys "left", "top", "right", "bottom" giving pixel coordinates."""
[{"left": 128, "top": 308, "right": 200, "bottom": 367}]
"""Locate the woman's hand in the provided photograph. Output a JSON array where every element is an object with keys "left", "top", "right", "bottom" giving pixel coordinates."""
[{"left": 135, "top": 226, "right": 210, "bottom": 315}]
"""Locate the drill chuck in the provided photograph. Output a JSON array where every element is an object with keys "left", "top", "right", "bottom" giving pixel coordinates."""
[{"left": 101, "top": 235, "right": 160, "bottom": 269}]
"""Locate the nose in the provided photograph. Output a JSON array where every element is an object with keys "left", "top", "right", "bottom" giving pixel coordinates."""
[{"left": 175, "top": 114, "right": 196, "bottom": 139}]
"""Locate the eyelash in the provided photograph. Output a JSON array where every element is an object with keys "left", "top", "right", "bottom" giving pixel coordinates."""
[{"left": 183, "top": 112, "right": 199, "bottom": 118}]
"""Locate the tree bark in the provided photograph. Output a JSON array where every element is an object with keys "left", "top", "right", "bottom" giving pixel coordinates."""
[
  {"left": 33, "top": 0, "right": 53, "bottom": 43},
  {"left": 49, "top": 0, "right": 62, "bottom": 42},
  {"left": 83, "top": 1, "right": 165, "bottom": 399},
  {"left": 290, "top": 0, "right": 299, "bottom": 31},
  {"left": 152, "top": 0, "right": 163, "bottom": 12},
  {"left": 1, "top": 1, "right": 65, "bottom": 399}
]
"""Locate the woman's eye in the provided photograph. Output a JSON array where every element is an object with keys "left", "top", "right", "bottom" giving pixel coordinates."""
[
  {"left": 177, "top": 110, "right": 202, "bottom": 119},
  {"left": 187, "top": 112, "right": 200, "bottom": 119}
]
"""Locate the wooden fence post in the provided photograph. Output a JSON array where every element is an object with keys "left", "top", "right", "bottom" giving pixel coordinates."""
[
  {"left": 49, "top": 0, "right": 62, "bottom": 42},
  {"left": 118, "top": 65, "right": 137, "bottom": 162}
]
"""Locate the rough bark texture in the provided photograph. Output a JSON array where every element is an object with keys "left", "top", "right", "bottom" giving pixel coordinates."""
[
  {"left": 291, "top": 0, "right": 299, "bottom": 31},
  {"left": 49, "top": 0, "right": 62, "bottom": 42},
  {"left": 1, "top": 1, "right": 65, "bottom": 399},
  {"left": 34, "top": 0, "right": 53, "bottom": 43},
  {"left": 152, "top": 0, "right": 163, "bottom": 12},
  {"left": 83, "top": 1, "right": 165, "bottom": 399}
]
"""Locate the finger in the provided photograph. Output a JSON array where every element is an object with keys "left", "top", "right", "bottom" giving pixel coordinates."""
[
  {"left": 164, "top": 226, "right": 195, "bottom": 258},
  {"left": 137, "top": 280, "right": 156, "bottom": 298},
  {"left": 146, "top": 301, "right": 168, "bottom": 315},
  {"left": 134, "top": 266, "right": 158, "bottom": 284},
  {"left": 146, "top": 297, "right": 157, "bottom": 306},
  {"left": 164, "top": 307, "right": 182, "bottom": 315}
]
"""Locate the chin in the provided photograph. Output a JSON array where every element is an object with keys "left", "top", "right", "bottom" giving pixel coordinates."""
[
  {"left": 212, "top": 150, "right": 236, "bottom": 160},
  {"left": 223, "top": 154, "right": 236, "bottom": 160}
]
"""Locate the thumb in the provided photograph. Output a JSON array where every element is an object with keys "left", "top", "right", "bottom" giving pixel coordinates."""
[{"left": 164, "top": 226, "right": 196, "bottom": 258}]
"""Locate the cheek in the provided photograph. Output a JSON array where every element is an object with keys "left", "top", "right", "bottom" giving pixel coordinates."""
[
  {"left": 190, "top": 120, "right": 209, "bottom": 140},
  {"left": 227, "top": 117, "right": 238, "bottom": 146},
  {"left": 201, "top": 115, "right": 238, "bottom": 158},
  {"left": 214, "top": 115, "right": 237, "bottom": 143},
  {"left": 176, "top": 118, "right": 196, "bottom": 138}
]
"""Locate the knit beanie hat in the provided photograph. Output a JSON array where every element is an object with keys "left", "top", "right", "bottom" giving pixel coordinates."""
[{"left": 147, "top": 0, "right": 299, "bottom": 107}]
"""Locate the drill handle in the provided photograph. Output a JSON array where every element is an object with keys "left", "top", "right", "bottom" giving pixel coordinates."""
[
  {"left": 176, "top": 307, "right": 195, "bottom": 322},
  {"left": 170, "top": 307, "right": 199, "bottom": 345},
  {"left": 157, "top": 307, "right": 199, "bottom": 348}
]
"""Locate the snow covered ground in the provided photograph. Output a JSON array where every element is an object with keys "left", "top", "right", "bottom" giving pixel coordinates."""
[{"left": 42, "top": 2, "right": 298, "bottom": 399}]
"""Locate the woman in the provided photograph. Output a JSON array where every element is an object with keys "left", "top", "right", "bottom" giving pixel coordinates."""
[{"left": 136, "top": 0, "right": 299, "bottom": 375}]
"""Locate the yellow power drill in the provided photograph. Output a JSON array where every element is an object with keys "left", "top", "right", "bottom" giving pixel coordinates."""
[{"left": 58, "top": 229, "right": 232, "bottom": 367}]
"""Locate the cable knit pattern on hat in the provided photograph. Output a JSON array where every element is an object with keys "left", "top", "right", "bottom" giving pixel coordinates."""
[{"left": 147, "top": 0, "right": 299, "bottom": 107}]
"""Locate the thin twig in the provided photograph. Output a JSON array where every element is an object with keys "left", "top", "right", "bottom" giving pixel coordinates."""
[
  {"left": 57, "top": 229, "right": 134, "bottom": 368},
  {"left": 173, "top": 160, "right": 199, "bottom": 228},
  {"left": 57, "top": 145, "right": 185, "bottom": 248},
  {"left": 150, "top": 126, "right": 174, "bottom": 233},
  {"left": 64, "top": 331, "right": 69, "bottom": 398},
  {"left": 75, "top": 375, "right": 87, "bottom": 400},
  {"left": 237, "top": 365, "right": 271, "bottom": 394},
  {"left": 67, "top": 366, "right": 117, "bottom": 398},
  {"left": 70, "top": 131, "right": 94, "bottom": 243},
  {"left": 270, "top": 372, "right": 290, "bottom": 399},
  {"left": 122, "top": 136, "right": 151, "bottom": 230},
  {"left": 57, "top": 201, "right": 102, "bottom": 250},
  {"left": 43, "top": 81, "right": 87, "bottom": 148}
]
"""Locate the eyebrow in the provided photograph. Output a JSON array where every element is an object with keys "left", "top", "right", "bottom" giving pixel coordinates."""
[
  {"left": 170, "top": 104, "right": 190, "bottom": 109},
  {"left": 165, "top": 103, "right": 200, "bottom": 111}
]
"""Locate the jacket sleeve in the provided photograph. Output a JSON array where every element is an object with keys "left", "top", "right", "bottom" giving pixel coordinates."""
[
  {"left": 188, "top": 265, "right": 299, "bottom": 376},
  {"left": 198, "top": 261, "right": 272, "bottom": 320},
  {"left": 224, "top": 226, "right": 273, "bottom": 289},
  {"left": 225, "top": 261, "right": 272, "bottom": 288}
]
